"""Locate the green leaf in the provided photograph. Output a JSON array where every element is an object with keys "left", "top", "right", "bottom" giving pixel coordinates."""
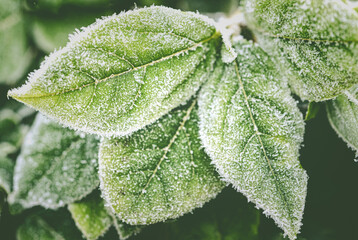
[
  {"left": 112, "top": 215, "right": 144, "bottom": 240},
  {"left": 9, "top": 114, "right": 100, "bottom": 210},
  {"left": 0, "top": 0, "right": 33, "bottom": 85},
  {"left": 198, "top": 41, "right": 307, "bottom": 240},
  {"left": 17, "top": 209, "right": 84, "bottom": 240},
  {"left": 68, "top": 191, "right": 113, "bottom": 240},
  {"left": 244, "top": 0, "right": 358, "bottom": 101},
  {"left": 9, "top": 6, "right": 220, "bottom": 136},
  {"left": 99, "top": 99, "right": 225, "bottom": 225},
  {"left": 32, "top": 10, "right": 108, "bottom": 54},
  {"left": 0, "top": 156, "right": 14, "bottom": 194},
  {"left": 305, "top": 102, "right": 320, "bottom": 121},
  {"left": 326, "top": 85, "right": 358, "bottom": 155}
]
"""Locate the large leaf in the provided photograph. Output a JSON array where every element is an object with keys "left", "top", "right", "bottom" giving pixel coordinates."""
[
  {"left": 0, "top": 0, "right": 33, "bottom": 85},
  {"left": 9, "top": 6, "right": 220, "bottom": 136},
  {"left": 99, "top": 100, "right": 225, "bottom": 225},
  {"left": 0, "top": 156, "right": 14, "bottom": 194},
  {"left": 326, "top": 85, "right": 358, "bottom": 155},
  {"left": 9, "top": 114, "right": 99, "bottom": 209},
  {"left": 244, "top": 0, "right": 358, "bottom": 101},
  {"left": 68, "top": 191, "right": 113, "bottom": 240},
  {"left": 198, "top": 41, "right": 307, "bottom": 239}
]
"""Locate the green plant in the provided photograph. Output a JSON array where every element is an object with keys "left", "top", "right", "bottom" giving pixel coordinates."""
[{"left": 1, "top": 0, "right": 358, "bottom": 239}]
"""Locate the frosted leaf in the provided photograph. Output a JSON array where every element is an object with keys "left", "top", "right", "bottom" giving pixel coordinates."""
[
  {"left": 99, "top": 100, "right": 225, "bottom": 225},
  {"left": 0, "top": 156, "right": 14, "bottom": 194},
  {"left": 198, "top": 40, "right": 307, "bottom": 240},
  {"left": 68, "top": 191, "right": 113, "bottom": 240},
  {"left": 17, "top": 209, "right": 83, "bottom": 240},
  {"left": 112, "top": 214, "right": 144, "bottom": 240},
  {"left": 244, "top": 0, "right": 358, "bottom": 101},
  {"left": 326, "top": 85, "right": 358, "bottom": 155},
  {"left": 9, "top": 114, "right": 100, "bottom": 210},
  {"left": 9, "top": 6, "right": 220, "bottom": 137},
  {"left": 305, "top": 102, "right": 320, "bottom": 121},
  {"left": 32, "top": 10, "right": 104, "bottom": 53},
  {"left": 0, "top": 0, "right": 33, "bottom": 85}
]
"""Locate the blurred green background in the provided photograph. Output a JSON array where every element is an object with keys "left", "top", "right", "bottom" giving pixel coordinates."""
[{"left": 0, "top": 0, "right": 357, "bottom": 239}]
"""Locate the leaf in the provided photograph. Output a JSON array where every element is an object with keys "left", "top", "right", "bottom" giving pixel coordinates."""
[
  {"left": 9, "top": 6, "right": 220, "bottom": 136},
  {"left": 99, "top": 99, "right": 225, "bottom": 225},
  {"left": 112, "top": 214, "right": 144, "bottom": 240},
  {"left": 9, "top": 114, "right": 100, "bottom": 210},
  {"left": 32, "top": 10, "right": 107, "bottom": 53},
  {"left": 0, "top": 0, "right": 33, "bottom": 85},
  {"left": 244, "top": 0, "right": 358, "bottom": 101},
  {"left": 305, "top": 102, "right": 320, "bottom": 121},
  {"left": 0, "top": 156, "right": 14, "bottom": 194},
  {"left": 68, "top": 191, "right": 113, "bottom": 240},
  {"left": 17, "top": 209, "right": 84, "bottom": 240},
  {"left": 326, "top": 85, "right": 358, "bottom": 155},
  {"left": 198, "top": 41, "right": 307, "bottom": 240}
]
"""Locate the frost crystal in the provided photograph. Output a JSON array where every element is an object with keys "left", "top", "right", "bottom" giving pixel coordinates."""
[
  {"left": 326, "top": 85, "right": 358, "bottom": 156},
  {"left": 99, "top": 100, "right": 225, "bottom": 225},
  {"left": 9, "top": 114, "right": 100, "bottom": 209},
  {"left": 8, "top": 6, "right": 220, "bottom": 137},
  {"left": 198, "top": 40, "right": 307, "bottom": 240},
  {"left": 244, "top": 0, "right": 358, "bottom": 101}
]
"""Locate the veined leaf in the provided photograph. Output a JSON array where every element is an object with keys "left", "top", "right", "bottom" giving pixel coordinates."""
[
  {"left": 9, "top": 6, "right": 220, "bottom": 136},
  {"left": 326, "top": 85, "right": 358, "bottom": 155},
  {"left": 0, "top": 0, "right": 33, "bottom": 85},
  {"left": 199, "top": 41, "right": 307, "bottom": 240},
  {"left": 68, "top": 191, "right": 113, "bottom": 240},
  {"left": 0, "top": 156, "right": 14, "bottom": 194},
  {"left": 9, "top": 114, "right": 99, "bottom": 209},
  {"left": 99, "top": 100, "right": 225, "bottom": 225},
  {"left": 244, "top": 0, "right": 358, "bottom": 102}
]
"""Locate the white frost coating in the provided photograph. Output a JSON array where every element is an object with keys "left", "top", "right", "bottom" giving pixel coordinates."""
[
  {"left": 8, "top": 6, "right": 220, "bottom": 137},
  {"left": 327, "top": 85, "right": 358, "bottom": 156},
  {"left": 198, "top": 41, "right": 307, "bottom": 240}
]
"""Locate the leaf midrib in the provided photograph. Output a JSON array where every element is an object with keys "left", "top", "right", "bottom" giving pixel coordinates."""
[
  {"left": 234, "top": 62, "right": 294, "bottom": 227},
  {"left": 12, "top": 31, "right": 220, "bottom": 99}
]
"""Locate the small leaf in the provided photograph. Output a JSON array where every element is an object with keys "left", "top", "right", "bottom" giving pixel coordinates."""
[
  {"left": 17, "top": 209, "right": 83, "bottom": 240},
  {"left": 0, "top": 156, "right": 14, "bottom": 194},
  {"left": 9, "top": 114, "right": 99, "bottom": 209},
  {"left": 9, "top": 6, "right": 220, "bottom": 136},
  {"left": 0, "top": 0, "right": 33, "bottom": 85},
  {"left": 326, "top": 85, "right": 358, "bottom": 155},
  {"left": 32, "top": 10, "right": 107, "bottom": 53},
  {"left": 68, "top": 191, "right": 113, "bottom": 240},
  {"left": 244, "top": 0, "right": 358, "bottom": 101},
  {"left": 305, "top": 102, "right": 320, "bottom": 121},
  {"left": 99, "top": 99, "right": 225, "bottom": 225},
  {"left": 112, "top": 215, "right": 144, "bottom": 240},
  {"left": 199, "top": 41, "right": 307, "bottom": 239}
]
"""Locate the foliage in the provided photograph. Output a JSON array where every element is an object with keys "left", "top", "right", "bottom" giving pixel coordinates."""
[{"left": 0, "top": 0, "right": 357, "bottom": 240}]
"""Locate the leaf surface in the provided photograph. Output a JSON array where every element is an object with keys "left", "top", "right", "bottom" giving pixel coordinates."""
[
  {"left": 99, "top": 100, "right": 224, "bottom": 225},
  {"left": 10, "top": 114, "right": 99, "bottom": 209},
  {"left": 326, "top": 85, "right": 358, "bottom": 155},
  {"left": 68, "top": 191, "right": 113, "bottom": 240},
  {"left": 199, "top": 41, "right": 307, "bottom": 239},
  {"left": 9, "top": 6, "right": 220, "bottom": 136},
  {"left": 0, "top": 0, "right": 33, "bottom": 85},
  {"left": 244, "top": 0, "right": 358, "bottom": 101},
  {"left": 0, "top": 156, "right": 14, "bottom": 194}
]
